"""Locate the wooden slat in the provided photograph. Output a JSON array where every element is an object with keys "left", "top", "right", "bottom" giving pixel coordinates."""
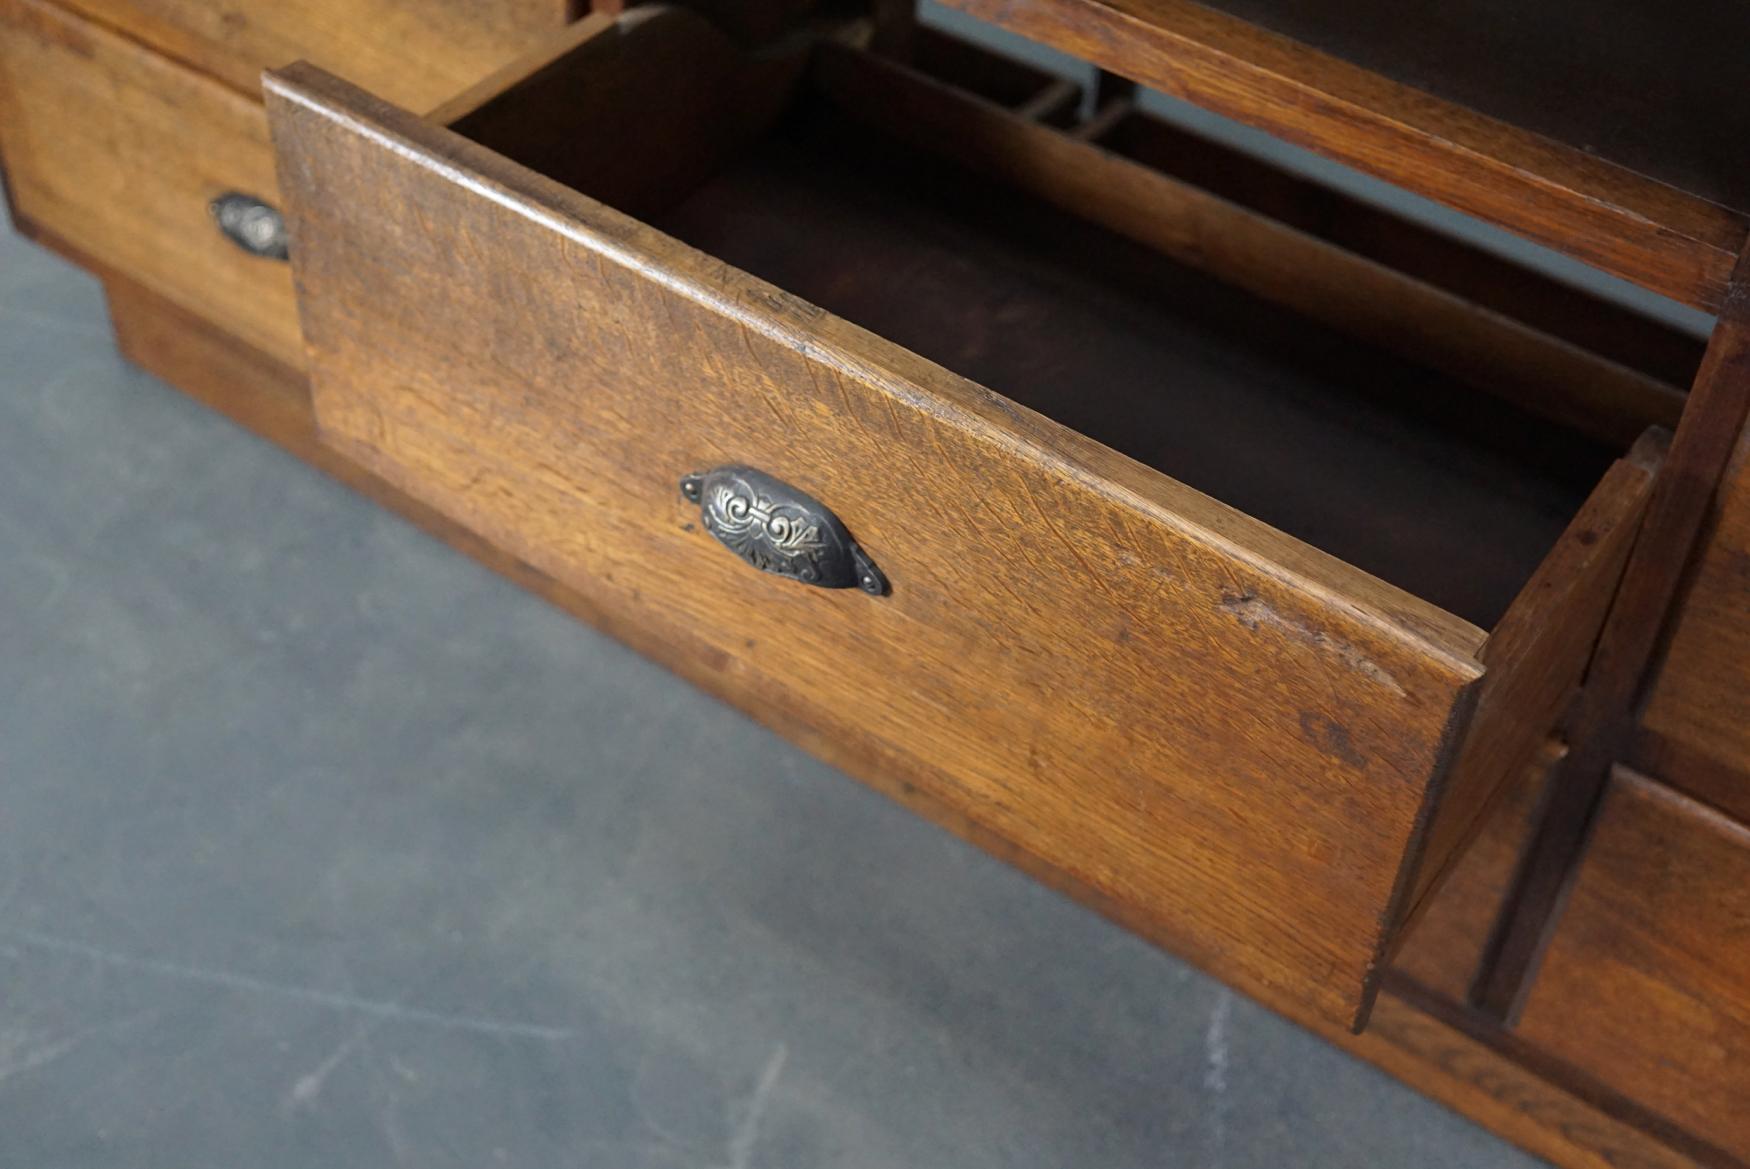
[
  {"left": 933, "top": 0, "right": 1748, "bottom": 309},
  {"left": 809, "top": 43, "right": 1691, "bottom": 448}
]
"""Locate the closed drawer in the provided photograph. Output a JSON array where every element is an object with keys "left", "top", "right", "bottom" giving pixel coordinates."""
[
  {"left": 263, "top": 10, "right": 1663, "bottom": 1029},
  {"left": 1515, "top": 768, "right": 1750, "bottom": 1163},
  {"left": 0, "top": 0, "right": 300, "bottom": 368},
  {"left": 1638, "top": 422, "right": 1750, "bottom": 824},
  {"left": 53, "top": 0, "right": 572, "bottom": 111}
]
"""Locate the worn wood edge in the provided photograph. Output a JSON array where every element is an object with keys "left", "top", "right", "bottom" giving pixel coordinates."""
[
  {"left": 1471, "top": 253, "right": 1750, "bottom": 1021},
  {"left": 808, "top": 41, "right": 1690, "bottom": 449},
  {"left": 100, "top": 250, "right": 1720, "bottom": 1169},
  {"left": 263, "top": 58, "right": 1491, "bottom": 673},
  {"left": 936, "top": 0, "right": 1747, "bottom": 309}
]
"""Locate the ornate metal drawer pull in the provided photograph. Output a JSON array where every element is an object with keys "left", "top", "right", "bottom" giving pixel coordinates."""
[
  {"left": 209, "top": 192, "right": 289, "bottom": 261},
  {"left": 680, "top": 466, "right": 887, "bottom": 595}
]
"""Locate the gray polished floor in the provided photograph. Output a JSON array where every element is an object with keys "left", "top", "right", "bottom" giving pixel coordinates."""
[{"left": 0, "top": 214, "right": 1546, "bottom": 1166}]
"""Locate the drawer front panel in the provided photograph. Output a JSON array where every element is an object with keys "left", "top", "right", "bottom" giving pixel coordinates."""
[
  {"left": 55, "top": 0, "right": 573, "bottom": 111},
  {"left": 264, "top": 65, "right": 1491, "bottom": 1029},
  {"left": 1515, "top": 768, "right": 1750, "bottom": 1163},
  {"left": 1639, "top": 421, "right": 1750, "bottom": 823},
  {"left": 0, "top": 0, "right": 301, "bottom": 368}
]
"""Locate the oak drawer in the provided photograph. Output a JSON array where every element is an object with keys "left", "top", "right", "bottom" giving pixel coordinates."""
[
  {"left": 1515, "top": 769, "right": 1750, "bottom": 1163},
  {"left": 1638, "top": 422, "right": 1750, "bottom": 823},
  {"left": 52, "top": 0, "right": 573, "bottom": 112},
  {"left": 264, "top": 10, "right": 1663, "bottom": 1029},
  {"left": 0, "top": 0, "right": 300, "bottom": 368}
]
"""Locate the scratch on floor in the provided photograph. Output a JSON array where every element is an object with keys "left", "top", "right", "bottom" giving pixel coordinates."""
[
  {"left": 1203, "top": 989, "right": 1233, "bottom": 1168},
  {"left": 285, "top": 1013, "right": 386, "bottom": 1111},
  {"left": 726, "top": 1042, "right": 788, "bottom": 1169},
  {"left": 4, "top": 929, "right": 575, "bottom": 1042}
]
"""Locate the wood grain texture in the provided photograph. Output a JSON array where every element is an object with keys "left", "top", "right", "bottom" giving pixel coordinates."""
[
  {"left": 263, "top": 46, "right": 1509, "bottom": 1029},
  {"left": 933, "top": 0, "right": 1748, "bottom": 309},
  {"left": 1474, "top": 255, "right": 1750, "bottom": 1020},
  {"left": 1637, "top": 421, "right": 1750, "bottom": 824},
  {"left": 1402, "top": 434, "right": 1662, "bottom": 930},
  {"left": 103, "top": 255, "right": 1718, "bottom": 1169},
  {"left": 1391, "top": 743, "right": 1560, "bottom": 1002},
  {"left": 54, "top": 0, "right": 575, "bottom": 111},
  {"left": 1516, "top": 768, "right": 1750, "bottom": 1166},
  {"left": 0, "top": 0, "right": 301, "bottom": 368}
]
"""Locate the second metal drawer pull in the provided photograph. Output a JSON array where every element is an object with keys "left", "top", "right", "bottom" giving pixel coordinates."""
[{"left": 680, "top": 466, "right": 887, "bottom": 596}]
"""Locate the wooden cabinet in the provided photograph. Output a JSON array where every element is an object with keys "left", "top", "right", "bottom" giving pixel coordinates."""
[{"left": 3, "top": 0, "right": 1747, "bottom": 1162}]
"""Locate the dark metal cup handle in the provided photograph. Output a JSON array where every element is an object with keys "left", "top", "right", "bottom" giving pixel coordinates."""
[
  {"left": 209, "top": 192, "right": 290, "bottom": 261},
  {"left": 680, "top": 466, "right": 887, "bottom": 596}
]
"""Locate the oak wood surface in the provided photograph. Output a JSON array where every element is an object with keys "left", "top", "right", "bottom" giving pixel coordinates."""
[
  {"left": 1401, "top": 435, "right": 1661, "bottom": 930},
  {"left": 263, "top": 44, "right": 1514, "bottom": 1029},
  {"left": 100, "top": 257, "right": 1718, "bottom": 1169},
  {"left": 1390, "top": 743, "right": 1558, "bottom": 1002},
  {"left": 932, "top": 0, "right": 1748, "bottom": 309},
  {"left": 1515, "top": 768, "right": 1750, "bottom": 1165},
  {"left": 1638, "top": 422, "right": 1750, "bottom": 824},
  {"left": 1333, "top": 986, "right": 1711, "bottom": 1169},
  {"left": 54, "top": 0, "right": 576, "bottom": 110},
  {"left": 0, "top": 0, "right": 302, "bottom": 368},
  {"left": 1473, "top": 254, "right": 1750, "bottom": 1020}
]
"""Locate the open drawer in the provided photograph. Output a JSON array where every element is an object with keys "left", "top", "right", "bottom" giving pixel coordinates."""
[{"left": 263, "top": 8, "right": 1667, "bottom": 1029}]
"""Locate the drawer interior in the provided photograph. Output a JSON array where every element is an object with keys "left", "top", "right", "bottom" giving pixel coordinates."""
[
  {"left": 651, "top": 105, "right": 1604, "bottom": 628},
  {"left": 441, "top": 12, "right": 1668, "bottom": 631}
]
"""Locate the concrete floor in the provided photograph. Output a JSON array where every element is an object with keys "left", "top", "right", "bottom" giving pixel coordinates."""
[{"left": 0, "top": 214, "right": 1548, "bottom": 1167}]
